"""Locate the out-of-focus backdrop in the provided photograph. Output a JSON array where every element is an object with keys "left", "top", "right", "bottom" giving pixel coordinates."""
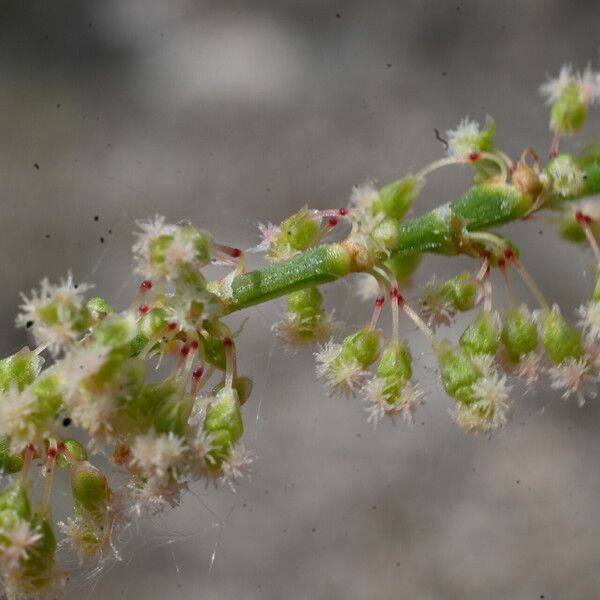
[{"left": 2, "top": 1, "right": 600, "bottom": 598}]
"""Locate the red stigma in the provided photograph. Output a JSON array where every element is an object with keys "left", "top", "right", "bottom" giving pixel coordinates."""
[
  {"left": 390, "top": 287, "right": 404, "bottom": 305},
  {"left": 468, "top": 152, "right": 481, "bottom": 162},
  {"left": 223, "top": 337, "right": 233, "bottom": 347},
  {"left": 140, "top": 280, "right": 153, "bottom": 292},
  {"left": 167, "top": 323, "right": 177, "bottom": 331},
  {"left": 138, "top": 304, "right": 150, "bottom": 315},
  {"left": 575, "top": 210, "right": 594, "bottom": 225},
  {"left": 190, "top": 340, "right": 199, "bottom": 350},
  {"left": 192, "top": 367, "right": 204, "bottom": 380},
  {"left": 328, "top": 217, "right": 339, "bottom": 227},
  {"left": 338, "top": 208, "right": 349, "bottom": 216},
  {"left": 57, "top": 442, "right": 66, "bottom": 451},
  {"left": 375, "top": 295, "right": 385, "bottom": 308},
  {"left": 549, "top": 149, "right": 558, "bottom": 159},
  {"left": 230, "top": 248, "right": 242, "bottom": 258},
  {"left": 47, "top": 448, "right": 57, "bottom": 459},
  {"left": 481, "top": 249, "right": 492, "bottom": 260},
  {"left": 497, "top": 257, "right": 506, "bottom": 268},
  {"left": 503, "top": 247, "right": 515, "bottom": 261},
  {"left": 509, "top": 164, "right": 516, "bottom": 174},
  {"left": 180, "top": 344, "right": 190, "bottom": 356}
]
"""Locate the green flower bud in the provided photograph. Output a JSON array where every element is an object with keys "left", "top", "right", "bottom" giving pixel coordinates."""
[
  {"left": 550, "top": 84, "right": 587, "bottom": 135},
  {"left": 459, "top": 311, "right": 502, "bottom": 356},
  {"left": 203, "top": 336, "right": 227, "bottom": 371},
  {"left": 501, "top": 306, "right": 538, "bottom": 362},
  {"left": 376, "top": 342, "right": 412, "bottom": 382},
  {"left": 384, "top": 253, "right": 423, "bottom": 286},
  {"left": 0, "top": 347, "right": 44, "bottom": 393},
  {"left": 212, "top": 376, "right": 253, "bottom": 405},
  {"left": 0, "top": 437, "right": 24, "bottom": 474},
  {"left": 86, "top": 297, "right": 114, "bottom": 316},
  {"left": 436, "top": 341, "right": 480, "bottom": 404},
  {"left": 373, "top": 176, "right": 422, "bottom": 220},
  {"left": 174, "top": 264, "right": 208, "bottom": 294},
  {"left": 370, "top": 217, "right": 402, "bottom": 251},
  {"left": 56, "top": 439, "right": 87, "bottom": 469},
  {"left": 540, "top": 305, "right": 583, "bottom": 364},
  {"left": 559, "top": 211, "right": 587, "bottom": 243},
  {"left": 340, "top": 329, "right": 380, "bottom": 368},
  {"left": 93, "top": 314, "right": 137, "bottom": 348},
  {"left": 0, "top": 484, "right": 31, "bottom": 520},
  {"left": 21, "top": 516, "right": 57, "bottom": 580},
  {"left": 203, "top": 388, "right": 244, "bottom": 464},
  {"left": 153, "top": 392, "right": 194, "bottom": 437},
  {"left": 29, "top": 371, "right": 64, "bottom": 425},
  {"left": 439, "top": 271, "right": 479, "bottom": 312},
  {"left": 287, "top": 287, "right": 323, "bottom": 320},
  {"left": 276, "top": 207, "right": 321, "bottom": 254},
  {"left": 71, "top": 462, "right": 111, "bottom": 518}
]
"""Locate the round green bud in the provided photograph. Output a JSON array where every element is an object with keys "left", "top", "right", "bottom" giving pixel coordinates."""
[
  {"left": 376, "top": 342, "right": 412, "bottom": 382},
  {"left": 501, "top": 306, "right": 538, "bottom": 362},
  {"left": 540, "top": 305, "right": 583, "bottom": 364},
  {"left": 280, "top": 208, "right": 321, "bottom": 252},
  {"left": 440, "top": 271, "right": 479, "bottom": 312},
  {"left": 71, "top": 462, "right": 111, "bottom": 517},
  {"left": 340, "top": 329, "right": 380, "bottom": 368},
  {"left": 174, "top": 264, "right": 208, "bottom": 294},
  {"left": 459, "top": 311, "right": 502, "bottom": 356},
  {"left": 374, "top": 176, "right": 422, "bottom": 220},
  {"left": 0, "top": 437, "right": 24, "bottom": 474},
  {"left": 559, "top": 212, "right": 587, "bottom": 243},
  {"left": 56, "top": 438, "right": 87, "bottom": 469},
  {"left": 550, "top": 85, "right": 587, "bottom": 134},
  {"left": 177, "top": 226, "right": 214, "bottom": 266},
  {"left": 93, "top": 314, "right": 137, "bottom": 348},
  {"left": 384, "top": 253, "right": 422, "bottom": 285},
  {"left": 287, "top": 287, "right": 323, "bottom": 320},
  {"left": 29, "top": 371, "right": 64, "bottom": 424},
  {"left": 204, "top": 388, "right": 243, "bottom": 442},
  {"left": 139, "top": 307, "right": 168, "bottom": 339},
  {"left": 0, "top": 484, "right": 31, "bottom": 520},
  {"left": 203, "top": 337, "right": 227, "bottom": 371},
  {"left": 436, "top": 341, "right": 480, "bottom": 404},
  {"left": 0, "top": 347, "right": 44, "bottom": 394},
  {"left": 153, "top": 392, "right": 194, "bottom": 437},
  {"left": 20, "top": 516, "right": 57, "bottom": 586},
  {"left": 86, "top": 296, "right": 114, "bottom": 316},
  {"left": 212, "top": 376, "right": 253, "bottom": 405}
]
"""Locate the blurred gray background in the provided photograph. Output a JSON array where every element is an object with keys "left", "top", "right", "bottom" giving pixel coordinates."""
[{"left": 2, "top": 1, "right": 600, "bottom": 598}]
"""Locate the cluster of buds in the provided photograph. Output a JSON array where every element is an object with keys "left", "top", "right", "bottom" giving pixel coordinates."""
[{"left": 0, "top": 62, "right": 599, "bottom": 597}]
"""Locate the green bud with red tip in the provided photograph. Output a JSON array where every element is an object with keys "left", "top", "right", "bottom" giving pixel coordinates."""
[
  {"left": 340, "top": 328, "right": 381, "bottom": 368},
  {"left": 56, "top": 439, "right": 87, "bottom": 469},
  {"left": 459, "top": 311, "right": 502, "bottom": 357},
  {"left": 539, "top": 305, "right": 584, "bottom": 364},
  {"left": 501, "top": 306, "right": 538, "bottom": 362}
]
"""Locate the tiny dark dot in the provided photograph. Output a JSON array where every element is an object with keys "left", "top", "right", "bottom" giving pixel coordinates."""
[
  {"left": 82, "top": 115, "right": 87, "bottom": 119},
  {"left": 100, "top": 237, "right": 105, "bottom": 243},
  {"left": 45, "top": 234, "right": 51, "bottom": 239},
  {"left": 26, "top": 321, "right": 33, "bottom": 329},
  {"left": 516, "top": 480, "right": 520, "bottom": 484},
  {"left": 442, "top": 71, "right": 447, "bottom": 76},
  {"left": 386, "top": 63, "right": 392, "bottom": 68},
  {"left": 94, "top": 215, "right": 99, "bottom": 221},
  {"left": 396, "top": 562, "right": 400, "bottom": 566},
  {"left": 108, "top": 229, "right": 113, "bottom": 234},
  {"left": 74, "top": 284, "right": 78, "bottom": 289},
  {"left": 56, "top": 103, "right": 61, "bottom": 108},
  {"left": 540, "top": 596, "right": 545, "bottom": 599},
  {"left": 372, "top": 505, "right": 377, "bottom": 510},
  {"left": 539, "top": 230, "right": 543, "bottom": 234},
  {"left": 33, "top": 163, "right": 40, "bottom": 170},
  {"left": 311, "top": 528, "right": 316, "bottom": 533},
  {"left": 335, "top": 13, "right": 341, "bottom": 18},
  {"left": 88, "top": 22, "right": 93, "bottom": 27},
  {"left": 62, "top": 417, "right": 72, "bottom": 427}
]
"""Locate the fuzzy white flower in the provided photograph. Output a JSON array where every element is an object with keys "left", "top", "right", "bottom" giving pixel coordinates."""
[
  {"left": 58, "top": 517, "right": 102, "bottom": 563},
  {"left": 128, "top": 477, "right": 188, "bottom": 517},
  {"left": 0, "top": 387, "right": 41, "bottom": 453},
  {"left": 354, "top": 273, "right": 380, "bottom": 303},
  {"left": 547, "top": 155, "right": 586, "bottom": 197},
  {"left": 314, "top": 341, "right": 368, "bottom": 397},
  {"left": 66, "top": 392, "right": 116, "bottom": 448},
  {"left": 219, "top": 444, "right": 254, "bottom": 491},
  {"left": 249, "top": 222, "right": 280, "bottom": 253},
  {"left": 446, "top": 117, "right": 482, "bottom": 158},
  {"left": 348, "top": 181, "right": 380, "bottom": 233},
  {"left": 454, "top": 372, "right": 512, "bottom": 433},
  {"left": 420, "top": 278, "right": 456, "bottom": 330},
  {"left": 577, "top": 301, "right": 600, "bottom": 342},
  {"left": 362, "top": 377, "right": 424, "bottom": 427},
  {"left": 16, "top": 272, "right": 92, "bottom": 355},
  {"left": 0, "top": 520, "right": 42, "bottom": 568},
  {"left": 130, "top": 432, "right": 186, "bottom": 480},
  {"left": 539, "top": 64, "right": 600, "bottom": 105},
  {"left": 548, "top": 356, "right": 599, "bottom": 406},
  {"left": 272, "top": 310, "right": 341, "bottom": 346},
  {"left": 515, "top": 352, "right": 543, "bottom": 389},
  {"left": 60, "top": 344, "right": 110, "bottom": 399}
]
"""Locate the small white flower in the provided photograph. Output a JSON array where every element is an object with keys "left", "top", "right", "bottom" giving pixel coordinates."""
[
  {"left": 315, "top": 340, "right": 368, "bottom": 397},
  {"left": 66, "top": 392, "right": 116, "bottom": 448},
  {"left": 539, "top": 64, "right": 600, "bottom": 105},
  {"left": 128, "top": 477, "right": 188, "bottom": 517},
  {"left": 454, "top": 372, "right": 512, "bottom": 433},
  {"left": 272, "top": 310, "right": 341, "bottom": 346},
  {"left": 0, "top": 387, "right": 40, "bottom": 453},
  {"left": 219, "top": 444, "right": 254, "bottom": 491},
  {"left": 60, "top": 344, "right": 109, "bottom": 398},
  {"left": 249, "top": 222, "right": 280, "bottom": 253},
  {"left": 58, "top": 517, "right": 101, "bottom": 563},
  {"left": 420, "top": 279, "right": 455, "bottom": 330},
  {"left": 0, "top": 520, "right": 43, "bottom": 568},
  {"left": 446, "top": 117, "right": 482, "bottom": 158},
  {"left": 348, "top": 181, "right": 380, "bottom": 233},
  {"left": 548, "top": 356, "right": 599, "bottom": 406},
  {"left": 16, "top": 272, "right": 92, "bottom": 355},
  {"left": 130, "top": 432, "right": 186, "bottom": 480},
  {"left": 362, "top": 377, "right": 424, "bottom": 427},
  {"left": 515, "top": 352, "right": 543, "bottom": 389},
  {"left": 577, "top": 301, "right": 600, "bottom": 342},
  {"left": 547, "top": 155, "right": 586, "bottom": 197}
]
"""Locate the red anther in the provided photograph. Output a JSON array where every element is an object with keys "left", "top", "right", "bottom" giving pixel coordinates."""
[
  {"left": 328, "top": 217, "right": 339, "bottom": 227},
  {"left": 140, "top": 279, "right": 153, "bottom": 292},
  {"left": 549, "top": 149, "right": 558, "bottom": 159},
  {"left": 338, "top": 208, "right": 349, "bottom": 216},
  {"left": 390, "top": 287, "right": 404, "bottom": 305},
  {"left": 192, "top": 367, "right": 204, "bottom": 380},
  {"left": 223, "top": 336, "right": 233, "bottom": 347},
  {"left": 47, "top": 448, "right": 57, "bottom": 459},
  {"left": 503, "top": 247, "right": 515, "bottom": 261},
  {"left": 575, "top": 210, "right": 594, "bottom": 225},
  {"left": 180, "top": 344, "right": 191, "bottom": 356},
  {"left": 138, "top": 304, "right": 150, "bottom": 315},
  {"left": 497, "top": 257, "right": 506, "bottom": 268},
  {"left": 230, "top": 248, "right": 242, "bottom": 258},
  {"left": 167, "top": 322, "right": 177, "bottom": 331},
  {"left": 468, "top": 152, "right": 481, "bottom": 162},
  {"left": 190, "top": 340, "right": 199, "bottom": 350},
  {"left": 481, "top": 249, "right": 492, "bottom": 260},
  {"left": 375, "top": 295, "right": 385, "bottom": 308}
]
